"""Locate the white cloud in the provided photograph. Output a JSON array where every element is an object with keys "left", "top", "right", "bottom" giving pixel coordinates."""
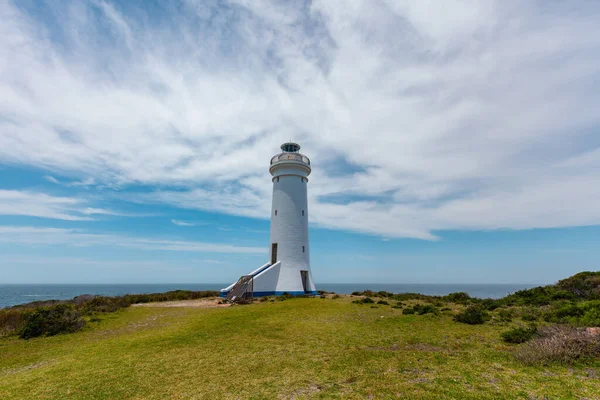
[
  {"left": 0, "top": 226, "right": 266, "bottom": 254},
  {"left": 0, "top": 190, "right": 138, "bottom": 220},
  {"left": 171, "top": 219, "right": 195, "bottom": 226},
  {"left": 1, "top": 1, "right": 600, "bottom": 239},
  {"left": 0, "top": 190, "right": 92, "bottom": 221},
  {"left": 44, "top": 175, "right": 60, "bottom": 184}
]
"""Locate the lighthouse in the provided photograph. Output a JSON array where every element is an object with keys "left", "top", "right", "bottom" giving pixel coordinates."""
[{"left": 220, "top": 142, "right": 317, "bottom": 299}]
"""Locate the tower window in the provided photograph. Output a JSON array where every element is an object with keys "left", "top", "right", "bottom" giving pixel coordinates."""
[
  {"left": 275, "top": 210, "right": 277, "bottom": 216},
  {"left": 277, "top": 177, "right": 279, "bottom": 182},
  {"left": 302, "top": 246, "right": 305, "bottom": 253},
  {"left": 302, "top": 210, "right": 304, "bottom": 216}
]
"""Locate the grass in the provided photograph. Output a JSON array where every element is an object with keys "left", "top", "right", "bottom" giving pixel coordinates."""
[{"left": 1, "top": 296, "right": 599, "bottom": 399}]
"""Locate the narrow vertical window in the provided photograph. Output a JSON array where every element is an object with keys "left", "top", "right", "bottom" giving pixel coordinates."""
[
  {"left": 277, "top": 177, "right": 279, "bottom": 182},
  {"left": 302, "top": 210, "right": 304, "bottom": 216},
  {"left": 302, "top": 246, "right": 305, "bottom": 253},
  {"left": 275, "top": 210, "right": 277, "bottom": 216}
]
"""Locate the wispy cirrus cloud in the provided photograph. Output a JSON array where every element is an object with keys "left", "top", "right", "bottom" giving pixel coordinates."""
[
  {"left": 0, "top": 190, "right": 145, "bottom": 220},
  {"left": 0, "top": 190, "right": 92, "bottom": 221},
  {"left": 171, "top": 219, "right": 196, "bottom": 226},
  {"left": 1, "top": 1, "right": 600, "bottom": 239},
  {"left": 44, "top": 176, "right": 61, "bottom": 184},
  {"left": 0, "top": 226, "right": 266, "bottom": 254}
]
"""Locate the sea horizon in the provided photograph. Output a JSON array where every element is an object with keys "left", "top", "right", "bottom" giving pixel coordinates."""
[{"left": 0, "top": 282, "right": 543, "bottom": 308}]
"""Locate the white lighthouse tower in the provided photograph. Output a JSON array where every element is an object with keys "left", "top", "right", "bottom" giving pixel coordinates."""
[{"left": 220, "top": 142, "right": 317, "bottom": 299}]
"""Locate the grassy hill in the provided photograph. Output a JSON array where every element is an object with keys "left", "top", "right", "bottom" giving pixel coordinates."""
[{"left": 1, "top": 294, "right": 600, "bottom": 399}]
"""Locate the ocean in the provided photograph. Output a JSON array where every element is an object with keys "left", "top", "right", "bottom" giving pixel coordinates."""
[{"left": 0, "top": 283, "right": 539, "bottom": 308}]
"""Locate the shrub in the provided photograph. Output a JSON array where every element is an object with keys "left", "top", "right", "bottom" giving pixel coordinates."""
[
  {"left": 19, "top": 304, "right": 85, "bottom": 339},
  {"left": 332, "top": 294, "right": 341, "bottom": 299},
  {"left": 501, "top": 326, "right": 537, "bottom": 344},
  {"left": 580, "top": 302, "right": 600, "bottom": 326},
  {"left": 521, "top": 308, "right": 541, "bottom": 322},
  {"left": 441, "top": 307, "right": 452, "bottom": 312},
  {"left": 477, "top": 298, "right": 502, "bottom": 311},
  {"left": 0, "top": 310, "right": 28, "bottom": 336},
  {"left": 503, "top": 286, "right": 562, "bottom": 307},
  {"left": 400, "top": 304, "right": 438, "bottom": 315},
  {"left": 352, "top": 297, "right": 375, "bottom": 305},
  {"left": 392, "top": 305, "right": 403, "bottom": 309},
  {"left": 453, "top": 305, "right": 490, "bottom": 325},
  {"left": 555, "top": 271, "right": 600, "bottom": 300},
  {"left": 543, "top": 300, "right": 600, "bottom": 326},
  {"left": 377, "top": 300, "right": 389, "bottom": 305},
  {"left": 278, "top": 292, "right": 293, "bottom": 301},
  {"left": 445, "top": 292, "right": 471, "bottom": 303},
  {"left": 362, "top": 297, "right": 375, "bottom": 304},
  {"left": 515, "top": 325, "right": 600, "bottom": 365},
  {"left": 496, "top": 308, "right": 514, "bottom": 323},
  {"left": 413, "top": 304, "right": 439, "bottom": 315}
]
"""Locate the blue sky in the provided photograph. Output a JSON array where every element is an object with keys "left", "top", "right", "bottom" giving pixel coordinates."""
[{"left": 1, "top": 0, "right": 600, "bottom": 284}]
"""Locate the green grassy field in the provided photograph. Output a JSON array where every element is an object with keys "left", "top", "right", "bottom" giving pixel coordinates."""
[{"left": 1, "top": 296, "right": 599, "bottom": 399}]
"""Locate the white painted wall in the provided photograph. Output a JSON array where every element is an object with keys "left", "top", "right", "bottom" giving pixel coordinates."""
[
  {"left": 269, "top": 157, "right": 316, "bottom": 293},
  {"left": 220, "top": 144, "right": 317, "bottom": 296},
  {"left": 252, "top": 261, "right": 281, "bottom": 293}
]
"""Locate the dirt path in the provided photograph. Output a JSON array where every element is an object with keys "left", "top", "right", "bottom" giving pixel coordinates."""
[{"left": 132, "top": 298, "right": 230, "bottom": 309}]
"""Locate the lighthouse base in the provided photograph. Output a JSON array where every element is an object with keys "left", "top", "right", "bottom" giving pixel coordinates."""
[{"left": 220, "top": 261, "right": 317, "bottom": 298}]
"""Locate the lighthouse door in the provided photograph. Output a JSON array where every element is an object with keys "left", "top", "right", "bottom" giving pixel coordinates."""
[
  {"left": 300, "top": 270, "right": 308, "bottom": 293},
  {"left": 271, "top": 243, "right": 278, "bottom": 264}
]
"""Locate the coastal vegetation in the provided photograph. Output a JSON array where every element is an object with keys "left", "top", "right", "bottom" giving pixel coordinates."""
[
  {"left": 0, "top": 290, "right": 218, "bottom": 338},
  {"left": 1, "top": 272, "right": 599, "bottom": 399}
]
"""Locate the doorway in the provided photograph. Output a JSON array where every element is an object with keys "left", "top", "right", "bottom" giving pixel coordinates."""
[
  {"left": 300, "top": 270, "right": 308, "bottom": 293},
  {"left": 271, "top": 243, "right": 278, "bottom": 265}
]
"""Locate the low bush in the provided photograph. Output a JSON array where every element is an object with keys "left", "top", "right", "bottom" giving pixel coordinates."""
[
  {"left": 521, "top": 308, "right": 541, "bottom": 322},
  {"left": 496, "top": 308, "right": 514, "bottom": 323},
  {"left": 401, "top": 304, "right": 438, "bottom": 315},
  {"left": 580, "top": 302, "right": 600, "bottom": 326},
  {"left": 278, "top": 292, "right": 293, "bottom": 301},
  {"left": 332, "top": 294, "right": 341, "bottom": 299},
  {"left": 555, "top": 271, "right": 600, "bottom": 300},
  {"left": 352, "top": 297, "right": 375, "bottom": 305},
  {"left": 543, "top": 301, "right": 600, "bottom": 326},
  {"left": 351, "top": 290, "right": 393, "bottom": 298},
  {"left": 445, "top": 292, "right": 471, "bottom": 304},
  {"left": 19, "top": 304, "right": 85, "bottom": 339},
  {"left": 453, "top": 305, "right": 490, "bottom": 325},
  {"left": 377, "top": 300, "right": 389, "bottom": 305},
  {"left": 501, "top": 326, "right": 537, "bottom": 344},
  {"left": 515, "top": 325, "right": 600, "bottom": 365},
  {"left": 1, "top": 290, "right": 220, "bottom": 338},
  {"left": 0, "top": 310, "right": 28, "bottom": 336},
  {"left": 413, "top": 304, "right": 439, "bottom": 315}
]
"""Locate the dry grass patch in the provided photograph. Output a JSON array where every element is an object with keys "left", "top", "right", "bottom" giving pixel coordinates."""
[
  {"left": 516, "top": 325, "right": 600, "bottom": 365},
  {"left": 131, "top": 298, "right": 229, "bottom": 309}
]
